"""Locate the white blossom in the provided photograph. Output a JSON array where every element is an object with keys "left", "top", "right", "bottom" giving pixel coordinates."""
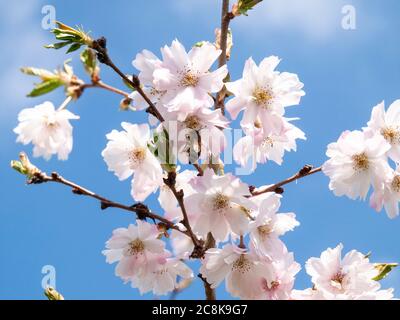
[
  {"left": 102, "top": 122, "right": 163, "bottom": 201},
  {"left": 225, "top": 56, "right": 304, "bottom": 131},
  {"left": 322, "top": 130, "right": 391, "bottom": 200},
  {"left": 14, "top": 101, "right": 79, "bottom": 160},
  {"left": 304, "top": 244, "right": 394, "bottom": 300}
]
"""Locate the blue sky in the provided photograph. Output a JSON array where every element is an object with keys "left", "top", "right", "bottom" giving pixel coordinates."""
[{"left": 1, "top": 0, "right": 399, "bottom": 300}]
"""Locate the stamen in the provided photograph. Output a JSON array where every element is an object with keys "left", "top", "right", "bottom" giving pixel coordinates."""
[
  {"left": 180, "top": 70, "right": 199, "bottom": 87},
  {"left": 330, "top": 271, "right": 345, "bottom": 290},
  {"left": 352, "top": 152, "right": 369, "bottom": 171},
  {"left": 257, "top": 224, "right": 273, "bottom": 238},
  {"left": 212, "top": 193, "right": 230, "bottom": 211},
  {"left": 253, "top": 87, "right": 273, "bottom": 108},
  {"left": 184, "top": 115, "right": 202, "bottom": 130},
  {"left": 127, "top": 239, "right": 145, "bottom": 255},
  {"left": 381, "top": 127, "right": 400, "bottom": 145},
  {"left": 129, "top": 147, "right": 147, "bottom": 168},
  {"left": 391, "top": 175, "right": 400, "bottom": 192},
  {"left": 232, "top": 255, "right": 252, "bottom": 274},
  {"left": 261, "top": 137, "right": 274, "bottom": 148}
]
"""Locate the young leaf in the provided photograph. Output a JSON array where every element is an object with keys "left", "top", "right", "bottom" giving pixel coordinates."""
[
  {"left": 373, "top": 263, "right": 398, "bottom": 281},
  {"left": 27, "top": 79, "right": 63, "bottom": 97},
  {"left": 20, "top": 67, "right": 55, "bottom": 81},
  {"left": 80, "top": 48, "right": 98, "bottom": 76},
  {"left": 233, "top": 0, "right": 263, "bottom": 16},
  {"left": 66, "top": 43, "right": 82, "bottom": 54}
]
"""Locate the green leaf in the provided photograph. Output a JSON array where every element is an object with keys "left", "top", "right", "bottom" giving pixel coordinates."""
[
  {"left": 10, "top": 160, "right": 28, "bottom": 175},
  {"left": 373, "top": 263, "right": 398, "bottom": 281},
  {"left": 27, "top": 78, "right": 63, "bottom": 97},
  {"left": 66, "top": 43, "right": 82, "bottom": 54},
  {"left": 80, "top": 48, "right": 97, "bottom": 75},
  {"left": 46, "top": 21, "right": 92, "bottom": 53},
  {"left": 235, "top": 0, "right": 263, "bottom": 16},
  {"left": 45, "top": 41, "right": 71, "bottom": 50}
]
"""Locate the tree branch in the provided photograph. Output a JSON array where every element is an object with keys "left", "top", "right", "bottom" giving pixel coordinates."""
[
  {"left": 250, "top": 165, "right": 322, "bottom": 197},
  {"left": 198, "top": 274, "right": 216, "bottom": 300},
  {"left": 90, "top": 37, "right": 165, "bottom": 122},
  {"left": 163, "top": 171, "right": 204, "bottom": 257},
  {"left": 81, "top": 81, "right": 130, "bottom": 98},
  {"left": 29, "top": 171, "right": 184, "bottom": 235},
  {"left": 215, "top": 0, "right": 234, "bottom": 114}
]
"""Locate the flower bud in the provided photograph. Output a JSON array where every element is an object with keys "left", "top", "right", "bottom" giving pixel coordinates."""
[{"left": 44, "top": 287, "right": 64, "bottom": 300}]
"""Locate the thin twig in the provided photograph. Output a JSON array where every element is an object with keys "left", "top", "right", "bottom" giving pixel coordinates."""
[
  {"left": 30, "top": 171, "right": 184, "bottom": 235},
  {"left": 90, "top": 38, "right": 165, "bottom": 122},
  {"left": 164, "top": 172, "right": 203, "bottom": 257},
  {"left": 82, "top": 81, "right": 130, "bottom": 98},
  {"left": 250, "top": 165, "right": 322, "bottom": 197},
  {"left": 215, "top": 0, "right": 234, "bottom": 114}
]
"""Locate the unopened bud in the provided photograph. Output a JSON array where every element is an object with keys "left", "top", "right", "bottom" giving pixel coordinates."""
[
  {"left": 44, "top": 286, "right": 64, "bottom": 300},
  {"left": 11, "top": 152, "right": 41, "bottom": 178},
  {"left": 119, "top": 97, "right": 132, "bottom": 111}
]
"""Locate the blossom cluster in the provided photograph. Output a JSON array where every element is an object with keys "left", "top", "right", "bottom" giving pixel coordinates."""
[
  {"left": 13, "top": 33, "right": 396, "bottom": 300},
  {"left": 293, "top": 244, "right": 394, "bottom": 300},
  {"left": 323, "top": 100, "right": 400, "bottom": 218}
]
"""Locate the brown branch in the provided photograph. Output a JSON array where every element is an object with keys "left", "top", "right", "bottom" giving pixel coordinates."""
[
  {"left": 163, "top": 171, "right": 203, "bottom": 257},
  {"left": 29, "top": 171, "right": 184, "bottom": 235},
  {"left": 81, "top": 81, "right": 130, "bottom": 98},
  {"left": 198, "top": 274, "right": 216, "bottom": 300},
  {"left": 90, "top": 37, "right": 165, "bottom": 122},
  {"left": 250, "top": 165, "right": 322, "bottom": 197},
  {"left": 215, "top": 0, "right": 234, "bottom": 114}
]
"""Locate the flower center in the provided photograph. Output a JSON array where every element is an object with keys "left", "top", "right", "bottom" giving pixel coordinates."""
[
  {"left": 330, "top": 271, "right": 345, "bottom": 290},
  {"left": 232, "top": 255, "right": 252, "bottom": 274},
  {"left": 352, "top": 152, "right": 369, "bottom": 171},
  {"left": 391, "top": 175, "right": 400, "bottom": 192},
  {"left": 44, "top": 116, "right": 58, "bottom": 129},
  {"left": 212, "top": 193, "right": 230, "bottom": 211},
  {"left": 257, "top": 224, "right": 273, "bottom": 238},
  {"left": 129, "top": 147, "right": 147, "bottom": 168},
  {"left": 127, "top": 239, "right": 145, "bottom": 255},
  {"left": 261, "top": 137, "right": 274, "bottom": 148},
  {"left": 184, "top": 115, "right": 202, "bottom": 130},
  {"left": 253, "top": 87, "right": 273, "bottom": 107},
  {"left": 381, "top": 126, "right": 400, "bottom": 144},
  {"left": 180, "top": 70, "right": 199, "bottom": 87}
]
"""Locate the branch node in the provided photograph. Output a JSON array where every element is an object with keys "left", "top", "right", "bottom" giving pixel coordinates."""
[
  {"left": 72, "top": 187, "right": 84, "bottom": 195},
  {"left": 100, "top": 201, "right": 110, "bottom": 210},
  {"left": 299, "top": 164, "right": 314, "bottom": 176}
]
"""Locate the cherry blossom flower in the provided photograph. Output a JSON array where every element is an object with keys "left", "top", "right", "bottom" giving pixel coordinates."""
[
  {"left": 249, "top": 192, "right": 299, "bottom": 258},
  {"left": 200, "top": 244, "right": 268, "bottom": 299},
  {"left": 304, "top": 244, "right": 394, "bottom": 300},
  {"left": 234, "top": 115, "right": 305, "bottom": 170},
  {"left": 131, "top": 253, "right": 193, "bottom": 296},
  {"left": 365, "top": 100, "right": 400, "bottom": 163},
  {"left": 225, "top": 56, "right": 304, "bottom": 130},
  {"left": 152, "top": 40, "right": 228, "bottom": 114},
  {"left": 14, "top": 101, "right": 79, "bottom": 160},
  {"left": 102, "top": 220, "right": 165, "bottom": 280},
  {"left": 163, "top": 106, "right": 229, "bottom": 163},
  {"left": 370, "top": 167, "right": 400, "bottom": 219},
  {"left": 102, "top": 122, "right": 163, "bottom": 201},
  {"left": 257, "top": 250, "right": 301, "bottom": 300},
  {"left": 322, "top": 130, "right": 391, "bottom": 200},
  {"left": 185, "top": 169, "right": 254, "bottom": 241}
]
